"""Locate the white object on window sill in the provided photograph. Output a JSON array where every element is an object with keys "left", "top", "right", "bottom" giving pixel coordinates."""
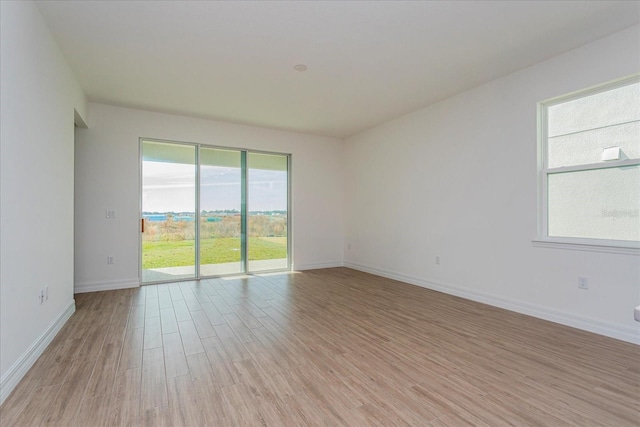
[{"left": 601, "top": 146, "right": 621, "bottom": 161}]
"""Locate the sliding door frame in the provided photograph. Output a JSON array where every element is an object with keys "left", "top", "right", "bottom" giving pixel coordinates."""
[{"left": 139, "top": 138, "right": 291, "bottom": 285}]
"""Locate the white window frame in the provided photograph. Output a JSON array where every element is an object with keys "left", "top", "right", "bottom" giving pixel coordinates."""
[{"left": 534, "top": 75, "right": 640, "bottom": 255}]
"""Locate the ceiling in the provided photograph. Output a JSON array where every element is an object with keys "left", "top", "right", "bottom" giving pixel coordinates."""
[{"left": 37, "top": 1, "right": 639, "bottom": 138}]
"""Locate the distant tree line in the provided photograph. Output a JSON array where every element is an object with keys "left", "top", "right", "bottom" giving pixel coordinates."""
[
  {"left": 143, "top": 210, "right": 286, "bottom": 215},
  {"left": 143, "top": 213, "right": 287, "bottom": 241}
]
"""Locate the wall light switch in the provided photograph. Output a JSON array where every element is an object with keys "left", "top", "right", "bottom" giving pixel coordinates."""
[{"left": 578, "top": 277, "right": 589, "bottom": 290}]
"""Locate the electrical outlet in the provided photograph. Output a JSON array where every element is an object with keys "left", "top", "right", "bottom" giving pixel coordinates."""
[
  {"left": 435, "top": 256, "right": 440, "bottom": 265},
  {"left": 107, "top": 256, "right": 114, "bottom": 265},
  {"left": 578, "top": 277, "right": 589, "bottom": 290},
  {"left": 105, "top": 210, "right": 116, "bottom": 219}
]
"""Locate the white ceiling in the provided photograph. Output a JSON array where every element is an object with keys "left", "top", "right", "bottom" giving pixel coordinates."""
[{"left": 37, "top": 1, "right": 639, "bottom": 138}]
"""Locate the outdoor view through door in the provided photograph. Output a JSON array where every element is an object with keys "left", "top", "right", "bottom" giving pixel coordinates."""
[
  {"left": 248, "top": 152, "right": 289, "bottom": 272},
  {"left": 141, "top": 139, "right": 289, "bottom": 284}
]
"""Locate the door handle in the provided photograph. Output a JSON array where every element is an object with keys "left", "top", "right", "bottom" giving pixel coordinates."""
[{"left": 141, "top": 218, "right": 145, "bottom": 233}]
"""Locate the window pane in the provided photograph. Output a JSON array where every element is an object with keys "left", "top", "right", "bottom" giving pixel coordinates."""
[
  {"left": 548, "top": 121, "right": 640, "bottom": 168},
  {"left": 142, "top": 141, "right": 197, "bottom": 283},
  {"left": 548, "top": 82, "right": 640, "bottom": 137},
  {"left": 247, "top": 153, "right": 288, "bottom": 272},
  {"left": 548, "top": 165, "right": 639, "bottom": 241},
  {"left": 200, "top": 148, "right": 243, "bottom": 276}
]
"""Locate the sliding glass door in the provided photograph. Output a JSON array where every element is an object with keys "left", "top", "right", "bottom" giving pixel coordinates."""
[
  {"left": 141, "top": 139, "right": 289, "bottom": 284},
  {"left": 141, "top": 141, "right": 197, "bottom": 283}
]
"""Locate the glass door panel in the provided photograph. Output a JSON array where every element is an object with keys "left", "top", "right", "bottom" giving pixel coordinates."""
[
  {"left": 141, "top": 141, "right": 197, "bottom": 283},
  {"left": 247, "top": 152, "right": 289, "bottom": 272},
  {"left": 200, "top": 148, "right": 244, "bottom": 276}
]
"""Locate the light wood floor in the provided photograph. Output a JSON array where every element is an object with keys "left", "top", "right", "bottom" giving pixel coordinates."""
[{"left": 1, "top": 268, "right": 639, "bottom": 426}]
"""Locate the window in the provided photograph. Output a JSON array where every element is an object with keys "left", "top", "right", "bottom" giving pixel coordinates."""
[{"left": 537, "top": 76, "right": 640, "bottom": 252}]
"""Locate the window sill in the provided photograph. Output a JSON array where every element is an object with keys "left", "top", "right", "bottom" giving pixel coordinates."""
[{"left": 532, "top": 239, "right": 640, "bottom": 256}]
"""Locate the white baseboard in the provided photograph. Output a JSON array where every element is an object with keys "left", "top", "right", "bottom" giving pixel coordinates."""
[
  {"left": 344, "top": 261, "right": 640, "bottom": 345},
  {"left": 74, "top": 278, "right": 140, "bottom": 294},
  {"left": 294, "top": 261, "right": 344, "bottom": 271},
  {"left": 0, "top": 301, "right": 76, "bottom": 405}
]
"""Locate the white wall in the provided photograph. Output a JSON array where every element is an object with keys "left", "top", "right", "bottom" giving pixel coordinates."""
[
  {"left": 344, "top": 25, "right": 640, "bottom": 344},
  {"left": 0, "top": 1, "right": 87, "bottom": 402},
  {"left": 74, "top": 103, "right": 344, "bottom": 292}
]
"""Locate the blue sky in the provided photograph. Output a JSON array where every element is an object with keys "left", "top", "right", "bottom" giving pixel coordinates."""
[{"left": 142, "top": 161, "right": 287, "bottom": 212}]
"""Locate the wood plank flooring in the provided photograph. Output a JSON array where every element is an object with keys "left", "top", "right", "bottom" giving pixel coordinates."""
[{"left": 1, "top": 267, "right": 639, "bottom": 426}]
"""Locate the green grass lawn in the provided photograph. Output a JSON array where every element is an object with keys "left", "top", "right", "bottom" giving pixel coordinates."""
[{"left": 142, "top": 237, "right": 286, "bottom": 269}]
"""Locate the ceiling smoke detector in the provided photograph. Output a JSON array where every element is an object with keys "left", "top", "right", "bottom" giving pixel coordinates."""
[{"left": 294, "top": 64, "right": 308, "bottom": 72}]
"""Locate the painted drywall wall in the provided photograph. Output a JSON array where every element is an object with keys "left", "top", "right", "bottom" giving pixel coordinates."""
[
  {"left": 74, "top": 103, "right": 344, "bottom": 291},
  {"left": 0, "top": 0, "right": 87, "bottom": 402},
  {"left": 344, "top": 25, "right": 640, "bottom": 343}
]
